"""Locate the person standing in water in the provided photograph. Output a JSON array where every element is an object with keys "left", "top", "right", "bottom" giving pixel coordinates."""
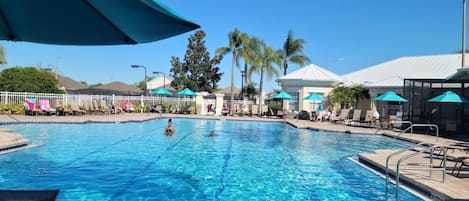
[{"left": 165, "top": 118, "right": 176, "bottom": 135}]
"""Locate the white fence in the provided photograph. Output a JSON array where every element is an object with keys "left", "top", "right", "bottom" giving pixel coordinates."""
[{"left": 0, "top": 91, "right": 195, "bottom": 107}]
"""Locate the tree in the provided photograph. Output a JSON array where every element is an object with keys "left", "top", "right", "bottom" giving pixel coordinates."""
[
  {"left": 0, "top": 45, "right": 6, "bottom": 65},
  {"left": 279, "top": 30, "right": 310, "bottom": 75},
  {"left": 170, "top": 30, "right": 223, "bottom": 92},
  {"left": 329, "top": 85, "right": 369, "bottom": 109},
  {"left": 241, "top": 82, "right": 258, "bottom": 99},
  {"left": 216, "top": 28, "right": 247, "bottom": 114},
  {"left": 239, "top": 35, "right": 261, "bottom": 92},
  {"left": 248, "top": 43, "right": 281, "bottom": 114},
  {"left": 0, "top": 67, "right": 61, "bottom": 93},
  {"left": 80, "top": 80, "right": 88, "bottom": 86},
  {"left": 135, "top": 75, "right": 155, "bottom": 91}
]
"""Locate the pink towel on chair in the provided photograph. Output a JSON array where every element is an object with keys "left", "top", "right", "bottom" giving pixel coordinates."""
[
  {"left": 39, "top": 100, "right": 52, "bottom": 111},
  {"left": 25, "top": 99, "right": 36, "bottom": 111}
]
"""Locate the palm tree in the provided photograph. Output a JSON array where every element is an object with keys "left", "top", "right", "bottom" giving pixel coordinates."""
[
  {"left": 239, "top": 35, "right": 261, "bottom": 96},
  {"left": 216, "top": 28, "right": 246, "bottom": 115},
  {"left": 249, "top": 43, "right": 281, "bottom": 114},
  {"left": 279, "top": 30, "right": 310, "bottom": 75}
]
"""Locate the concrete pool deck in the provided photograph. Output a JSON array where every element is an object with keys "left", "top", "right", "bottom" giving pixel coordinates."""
[{"left": 0, "top": 113, "right": 468, "bottom": 200}]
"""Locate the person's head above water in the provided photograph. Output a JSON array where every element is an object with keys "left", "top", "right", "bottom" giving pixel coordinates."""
[{"left": 168, "top": 118, "right": 172, "bottom": 124}]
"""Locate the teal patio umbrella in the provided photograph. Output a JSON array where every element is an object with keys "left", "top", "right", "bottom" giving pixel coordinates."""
[
  {"left": 176, "top": 88, "right": 196, "bottom": 110},
  {"left": 176, "top": 88, "right": 196, "bottom": 96},
  {"left": 304, "top": 92, "right": 325, "bottom": 101},
  {"left": 151, "top": 88, "right": 172, "bottom": 96},
  {"left": 0, "top": 0, "right": 200, "bottom": 45},
  {"left": 151, "top": 88, "right": 172, "bottom": 105},
  {"left": 304, "top": 93, "right": 325, "bottom": 111},
  {"left": 374, "top": 91, "right": 408, "bottom": 102},
  {"left": 428, "top": 91, "right": 469, "bottom": 103},
  {"left": 272, "top": 91, "right": 293, "bottom": 100}
]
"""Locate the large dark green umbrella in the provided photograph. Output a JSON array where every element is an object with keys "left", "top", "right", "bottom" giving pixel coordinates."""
[
  {"left": 428, "top": 91, "right": 469, "bottom": 103},
  {"left": 374, "top": 91, "right": 408, "bottom": 102},
  {"left": 272, "top": 91, "right": 293, "bottom": 99},
  {"left": 0, "top": 0, "right": 200, "bottom": 45}
]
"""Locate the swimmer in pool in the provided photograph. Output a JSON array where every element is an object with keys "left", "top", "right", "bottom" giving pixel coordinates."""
[{"left": 165, "top": 118, "right": 176, "bottom": 135}]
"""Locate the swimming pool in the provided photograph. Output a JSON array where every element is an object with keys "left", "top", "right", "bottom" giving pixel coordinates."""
[{"left": 0, "top": 118, "right": 422, "bottom": 200}]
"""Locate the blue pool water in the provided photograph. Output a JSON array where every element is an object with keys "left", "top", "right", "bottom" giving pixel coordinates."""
[{"left": 0, "top": 118, "right": 422, "bottom": 201}]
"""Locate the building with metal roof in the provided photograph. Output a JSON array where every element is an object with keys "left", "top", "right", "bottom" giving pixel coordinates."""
[
  {"left": 342, "top": 53, "right": 468, "bottom": 97},
  {"left": 277, "top": 63, "right": 342, "bottom": 111}
]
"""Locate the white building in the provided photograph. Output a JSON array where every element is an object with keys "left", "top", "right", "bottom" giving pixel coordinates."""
[
  {"left": 277, "top": 63, "right": 342, "bottom": 111},
  {"left": 147, "top": 76, "right": 173, "bottom": 91},
  {"left": 342, "top": 53, "right": 468, "bottom": 98}
]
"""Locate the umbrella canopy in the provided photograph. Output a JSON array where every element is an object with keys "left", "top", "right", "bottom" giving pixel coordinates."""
[
  {"left": 176, "top": 88, "right": 196, "bottom": 96},
  {"left": 0, "top": 0, "right": 200, "bottom": 45},
  {"left": 374, "top": 91, "right": 408, "bottom": 102},
  {"left": 151, "top": 88, "right": 172, "bottom": 96},
  {"left": 304, "top": 92, "right": 325, "bottom": 101},
  {"left": 272, "top": 91, "right": 293, "bottom": 99},
  {"left": 427, "top": 91, "right": 469, "bottom": 103}
]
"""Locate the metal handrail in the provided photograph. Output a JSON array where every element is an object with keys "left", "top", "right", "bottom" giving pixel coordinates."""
[
  {"left": 385, "top": 142, "right": 447, "bottom": 193},
  {"left": 390, "top": 120, "right": 413, "bottom": 133},
  {"left": 385, "top": 142, "right": 427, "bottom": 190},
  {"left": 399, "top": 124, "right": 439, "bottom": 142},
  {"left": 395, "top": 144, "right": 447, "bottom": 190}
]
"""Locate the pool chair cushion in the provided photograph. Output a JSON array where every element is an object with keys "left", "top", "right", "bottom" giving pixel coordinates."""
[{"left": 0, "top": 190, "right": 59, "bottom": 201}]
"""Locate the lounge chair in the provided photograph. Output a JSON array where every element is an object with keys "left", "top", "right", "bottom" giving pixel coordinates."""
[
  {"left": 56, "top": 100, "right": 72, "bottom": 116},
  {"left": 250, "top": 105, "right": 258, "bottom": 116},
  {"left": 360, "top": 110, "right": 374, "bottom": 127},
  {"left": 99, "top": 100, "right": 112, "bottom": 114},
  {"left": 348, "top": 109, "right": 362, "bottom": 126},
  {"left": 122, "top": 100, "right": 134, "bottom": 113},
  {"left": 39, "top": 100, "right": 56, "bottom": 116},
  {"left": 70, "top": 103, "right": 86, "bottom": 115},
  {"left": 333, "top": 108, "right": 351, "bottom": 123},
  {"left": 24, "top": 98, "right": 41, "bottom": 116}
]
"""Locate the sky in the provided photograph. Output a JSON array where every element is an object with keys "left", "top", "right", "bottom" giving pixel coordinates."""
[{"left": 0, "top": 0, "right": 466, "bottom": 93}]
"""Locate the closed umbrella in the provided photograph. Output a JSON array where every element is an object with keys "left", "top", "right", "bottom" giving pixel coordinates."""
[{"left": 0, "top": 0, "right": 200, "bottom": 45}]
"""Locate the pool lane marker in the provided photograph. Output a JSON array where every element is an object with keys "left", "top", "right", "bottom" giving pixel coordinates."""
[
  {"left": 111, "top": 129, "right": 194, "bottom": 200},
  {"left": 62, "top": 134, "right": 135, "bottom": 167},
  {"left": 214, "top": 130, "right": 233, "bottom": 200}
]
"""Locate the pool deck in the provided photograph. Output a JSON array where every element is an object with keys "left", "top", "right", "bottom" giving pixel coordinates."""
[{"left": 0, "top": 113, "right": 468, "bottom": 200}]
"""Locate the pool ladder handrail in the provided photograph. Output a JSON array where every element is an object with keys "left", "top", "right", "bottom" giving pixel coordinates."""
[
  {"left": 374, "top": 120, "right": 413, "bottom": 134},
  {"left": 385, "top": 142, "right": 447, "bottom": 192},
  {"left": 399, "top": 123, "right": 439, "bottom": 142}
]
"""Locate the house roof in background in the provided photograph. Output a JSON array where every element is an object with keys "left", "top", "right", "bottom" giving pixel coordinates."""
[
  {"left": 279, "top": 63, "right": 342, "bottom": 82},
  {"left": 342, "top": 53, "right": 469, "bottom": 87}
]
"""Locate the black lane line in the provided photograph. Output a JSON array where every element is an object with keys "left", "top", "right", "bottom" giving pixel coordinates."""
[
  {"left": 62, "top": 135, "right": 135, "bottom": 168},
  {"left": 111, "top": 129, "right": 193, "bottom": 200},
  {"left": 214, "top": 131, "right": 233, "bottom": 200}
]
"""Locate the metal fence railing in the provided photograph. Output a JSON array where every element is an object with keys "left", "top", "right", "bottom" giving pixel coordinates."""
[{"left": 0, "top": 91, "right": 195, "bottom": 107}]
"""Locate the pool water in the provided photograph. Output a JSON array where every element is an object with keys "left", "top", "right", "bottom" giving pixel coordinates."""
[{"left": 0, "top": 118, "right": 422, "bottom": 201}]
